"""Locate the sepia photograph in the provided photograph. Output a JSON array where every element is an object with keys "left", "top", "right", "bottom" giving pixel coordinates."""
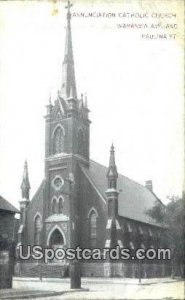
[{"left": 0, "top": 0, "right": 184, "bottom": 299}]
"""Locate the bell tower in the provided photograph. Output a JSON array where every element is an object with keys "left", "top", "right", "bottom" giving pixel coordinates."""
[
  {"left": 45, "top": 1, "right": 90, "bottom": 162},
  {"left": 44, "top": 1, "right": 90, "bottom": 249}
]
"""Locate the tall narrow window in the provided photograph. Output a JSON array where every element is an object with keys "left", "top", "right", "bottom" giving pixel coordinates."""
[
  {"left": 53, "top": 126, "right": 64, "bottom": 154},
  {"left": 77, "top": 129, "right": 84, "bottom": 156},
  {"left": 58, "top": 197, "right": 63, "bottom": 214},
  {"left": 89, "top": 211, "right": 97, "bottom": 248},
  {"left": 34, "top": 215, "right": 42, "bottom": 245},
  {"left": 52, "top": 198, "right": 57, "bottom": 214}
]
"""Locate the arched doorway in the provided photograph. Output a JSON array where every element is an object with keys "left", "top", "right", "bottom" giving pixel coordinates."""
[
  {"left": 48, "top": 227, "right": 65, "bottom": 264},
  {"left": 49, "top": 228, "right": 64, "bottom": 248}
]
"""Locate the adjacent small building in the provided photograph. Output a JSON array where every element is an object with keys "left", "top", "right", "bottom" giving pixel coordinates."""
[{"left": 0, "top": 195, "right": 19, "bottom": 288}]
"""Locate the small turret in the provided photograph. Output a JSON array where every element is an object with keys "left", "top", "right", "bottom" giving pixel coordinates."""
[
  {"left": 84, "top": 93, "right": 88, "bottom": 109},
  {"left": 104, "top": 145, "right": 122, "bottom": 274},
  {"left": 21, "top": 160, "right": 30, "bottom": 200},
  {"left": 20, "top": 161, "right": 30, "bottom": 227},
  {"left": 46, "top": 91, "right": 53, "bottom": 116},
  {"left": 107, "top": 144, "right": 118, "bottom": 189},
  {"left": 105, "top": 144, "right": 119, "bottom": 219}
]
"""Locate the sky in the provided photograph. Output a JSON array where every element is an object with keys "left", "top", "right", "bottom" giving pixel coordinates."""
[{"left": 0, "top": 0, "right": 184, "bottom": 209}]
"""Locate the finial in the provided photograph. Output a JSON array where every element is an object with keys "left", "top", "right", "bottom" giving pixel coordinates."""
[
  {"left": 84, "top": 93, "right": 88, "bottom": 108},
  {"left": 23, "top": 160, "right": 29, "bottom": 180},
  {"left": 80, "top": 93, "right": 84, "bottom": 106},
  {"left": 111, "top": 143, "right": 114, "bottom": 153},
  {"left": 69, "top": 86, "right": 74, "bottom": 99},
  {"left": 21, "top": 160, "right": 31, "bottom": 199}
]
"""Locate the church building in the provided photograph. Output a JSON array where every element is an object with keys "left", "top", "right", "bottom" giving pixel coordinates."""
[{"left": 17, "top": 2, "right": 169, "bottom": 278}]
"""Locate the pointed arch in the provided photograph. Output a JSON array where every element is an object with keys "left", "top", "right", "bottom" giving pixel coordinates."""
[
  {"left": 34, "top": 213, "right": 42, "bottom": 245},
  {"left": 52, "top": 125, "right": 65, "bottom": 154},
  {"left": 58, "top": 196, "right": 64, "bottom": 214},
  {"left": 88, "top": 208, "right": 98, "bottom": 248},
  {"left": 87, "top": 207, "right": 98, "bottom": 218},
  {"left": 33, "top": 212, "right": 42, "bottom": 222},
  {"left": 47, "top": 225, "right": 66, "bottom": 246},
  {"left": 51, "top": 197, "right": 57, "bottom": 214}
]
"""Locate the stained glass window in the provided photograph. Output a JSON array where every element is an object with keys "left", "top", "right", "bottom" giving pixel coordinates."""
[
  {"left": 34, "top": 215, "right": 42, "bottom": 245},
  {"left": 52, "top": 198, "right": 57, "bottom": 214},
  {"left": 89, "top": 211, "right": 97, "bottom": 248}
]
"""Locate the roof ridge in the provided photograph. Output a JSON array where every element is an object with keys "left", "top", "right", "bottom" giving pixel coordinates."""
[
  {"left": 90, "top": 159, "right": 150, "bottom": 192},
  {"left": 79, "top": 164, "right": 106, "bottom": 205}
]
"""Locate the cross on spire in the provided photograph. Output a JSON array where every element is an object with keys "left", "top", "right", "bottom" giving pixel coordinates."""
[
  {"left": 65, "top": 1, "right": 73, "bottom": 19},
  {"left": 61, "top": 1, "right": 77, "bottom": 99}
]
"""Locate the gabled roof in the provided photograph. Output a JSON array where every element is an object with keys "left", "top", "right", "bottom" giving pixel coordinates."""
[
  {"left": 80, "top": 160, "right": 161, "bottom": 226},
  {"left": 28, "top": 179, "right": 46, "bottom": 209},
  {"left": 0, "top": 195, "right": 19, "bottom": 213}
]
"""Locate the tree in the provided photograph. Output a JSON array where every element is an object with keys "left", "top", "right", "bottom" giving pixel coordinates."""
[{"left": 147, "top": 194, "right": 185, "bottom": 278}]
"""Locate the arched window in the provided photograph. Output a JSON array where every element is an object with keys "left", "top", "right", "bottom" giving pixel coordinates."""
[
  {"left": 53, "top": 126, "right": 64, "bottom": 154},
  {"left": 34, "top": 215, "right": 42, "bottom": 245},
  {"left": 58, "top": 197, "right": 63, "bottom": 214},
  {"left": 77, "top": 129, "right": 84, "bottom": 156},
  {"left": 57, "top": 112, "right": 61, "bottom": 119},
  {"left": 89, "top": 211, "right": 97, "bottom": 248},
  {"left": 51, "top": 198, "right": 57, "bottom": 214}
]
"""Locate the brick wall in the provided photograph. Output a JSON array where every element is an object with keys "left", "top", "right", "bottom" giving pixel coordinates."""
[{"left": 78, "top": 167, "right": 107, "bottom": 249}]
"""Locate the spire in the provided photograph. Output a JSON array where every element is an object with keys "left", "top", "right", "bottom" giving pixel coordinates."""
[
  {"left": 21, "top": 160, "right": 30, "bottom": 200},
  {"left": 107, "top": 144, "right": 118, "bottom": 189},
  {"left": 61, "top": 1, "right": 77, "bottom": 100}
]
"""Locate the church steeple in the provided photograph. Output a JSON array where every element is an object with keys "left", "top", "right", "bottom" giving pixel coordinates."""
[
  {"left": 45, "top": 1, "right": 90, "bottom": 162},
  {"left": 61, "top": 1, "right": 77, "bottom": 100},
  {"left": 107, "top": 144, "right": 118, "bottom": 189},
  {"left": 21, "top": 160, "right": 30, "bottom": 200},
  {"left": 105, "top": 145, "right": 122, "bottom": 263}
]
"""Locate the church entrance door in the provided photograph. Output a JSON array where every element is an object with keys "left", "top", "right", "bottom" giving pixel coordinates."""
[{"left": 49, "top": 228, "right": 65, "bottom": 264}]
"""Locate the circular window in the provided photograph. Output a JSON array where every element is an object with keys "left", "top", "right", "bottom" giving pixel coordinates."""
[{"left": 52, "top": 176, "right": 64, "bottom": 191}]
